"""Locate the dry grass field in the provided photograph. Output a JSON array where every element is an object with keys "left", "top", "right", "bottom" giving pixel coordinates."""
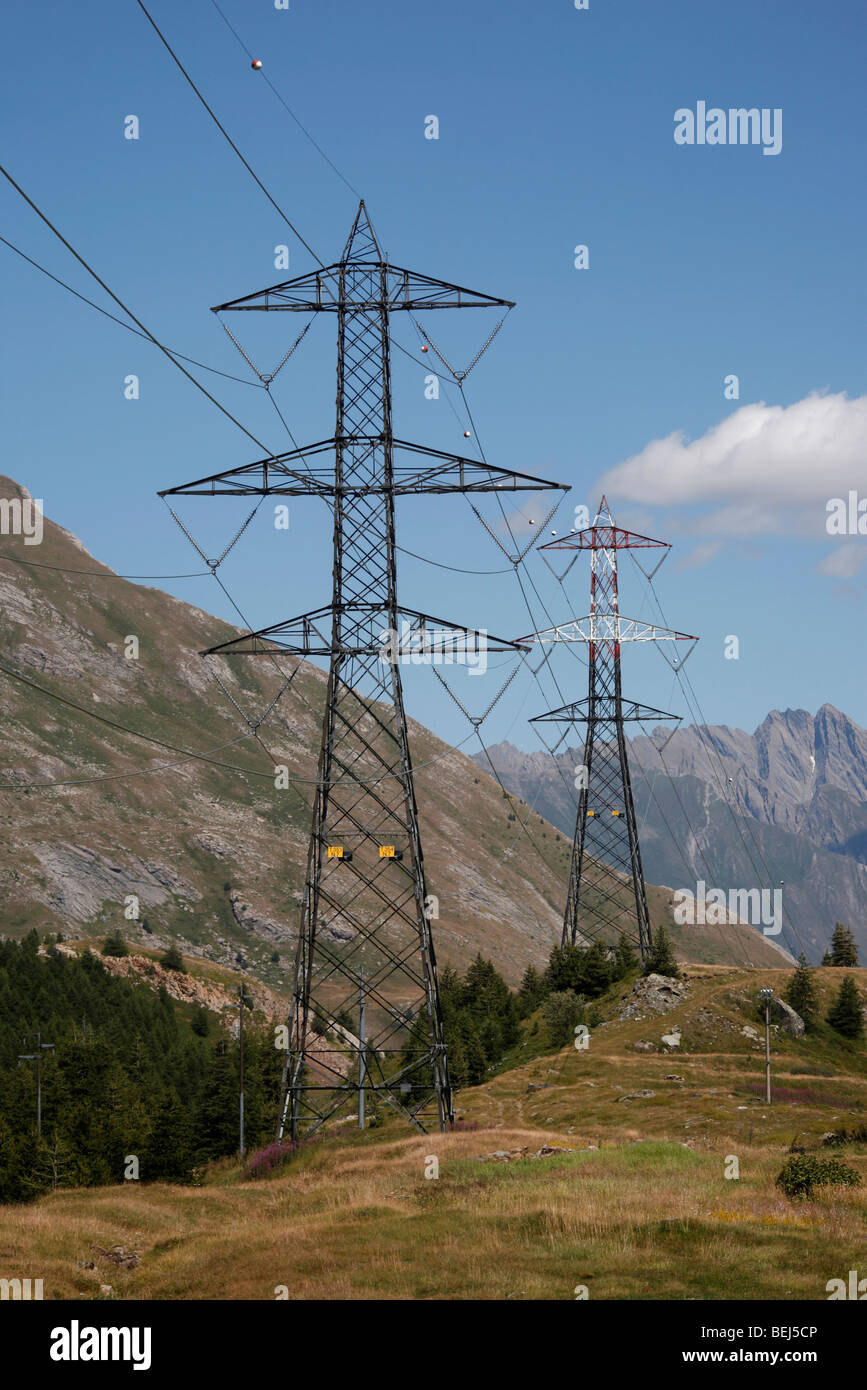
[{"left": 2, "top": 964, "right": 865, "bottom": 1300}]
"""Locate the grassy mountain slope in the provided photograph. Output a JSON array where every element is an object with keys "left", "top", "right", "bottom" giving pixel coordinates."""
[{"left": 0, "top": 478, "right": 787, "bottom": 981}]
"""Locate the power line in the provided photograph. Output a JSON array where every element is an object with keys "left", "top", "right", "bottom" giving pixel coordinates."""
[
  {"left": 628, "top": 738, "right": 752, "bottom": 968},
  {"left": 0, "top": 554, "right": 209, "bottom": 581},
  {"left": 0, "top": 658, "right": 275, "bottom": 781},
  {"left": 135, "top": 0, "right": 325, "bottom": 268},
  {"left": 397, "top": 355, "right": 595, "bottom": 893},
  {"left": 2, "top": 8, "right": 591, "bottom": 932},
  {"left": 396, "top": 544, "right": 513, "bottom": 576},
  {"left": 634, "top": 561, "right": 810, "bottom": 959},
  {"left": 0, "top": 733, "right": 258, "bottom": 790},
  {"left": 0, "top": 235, "right": 264, "bottom": 389},
  {"left": 0, "top": 161, "right": 274, "bottom": 454},
  {"left": 0, "top": 635, "right": 479, "bottom": 792},
  {"left": 207, "top": 0, "right": 362, "bottom": 199}
]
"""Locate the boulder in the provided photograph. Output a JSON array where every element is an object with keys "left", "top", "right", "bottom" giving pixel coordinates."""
[
  {"left": 619, "top": 973, "right": 690, "bottom": 1020},
  {"left": 768, "top": 994, "right": 805, "bottom": 1038}
]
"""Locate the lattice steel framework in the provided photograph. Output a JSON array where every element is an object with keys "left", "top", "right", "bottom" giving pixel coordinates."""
[
  {"left": 161, "top": 203, "right": 567, "bottom": 1136},
  {"left": 521, "top": 498, "right": 696, "bottom": 956}
]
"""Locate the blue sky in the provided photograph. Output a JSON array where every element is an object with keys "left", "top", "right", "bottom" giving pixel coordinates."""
[{"left": 1, "top": 0, "right": 865, "bottom": 754}]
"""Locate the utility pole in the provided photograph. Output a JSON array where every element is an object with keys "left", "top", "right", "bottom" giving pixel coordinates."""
[
  {"left": 18, "top": 1033, "right": 55, "bottom": 1138},
  {"left": 161, "top": 202, "right": 567, "bottom": 1138},
  {"left": 758, "top": 987, "right": 774, "bottom": 1103},
  {"left": 224, "top": 986, "right": 253, "bottom": 1159},
  {"left": 358, "top": 966, "right": 366, "bottom": 1131},
  {"left": 521, "top": 498, "right": 697, "bottom": 958}
]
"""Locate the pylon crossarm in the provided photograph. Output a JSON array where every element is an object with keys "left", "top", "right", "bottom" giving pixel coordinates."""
[
  {"left": 383, "top": 608, "right": 527, "bottom": 658},
  {"left": 538, "top": 496, "right": 670, "bottom": 554},
  {"left": 202, "top": 604, "right": 528, "bottom": 657},
  {"left": 530, "top": 698, "right": 683, "bottom": 724},
  {"left": 202, "top": 605, "right": 334, "bottom": 657},
  {"left": 159, "top": 442, "right": 337, "bottom": 498},
  {"left": 160, "top": 438, "right": 568, "bottom": 499},
  {"left": 540, "top": 526, "right": 670, "bottom": 552},
  {"left": 385, "top": 442, "right": 567, "bottom": 494},
  {"left": 212, "top": 264, "right": 515, "bottom": 314},
  {"left": 516, "top": 615, "right": 698, "bottom": 644}
]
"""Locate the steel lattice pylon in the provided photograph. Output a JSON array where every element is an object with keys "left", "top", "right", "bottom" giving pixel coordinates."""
[
  {"left": 160, "top": 203, "right": 567, "bottom": 1136},
  {"left": 521, "top": 497, "right": 697, "bottom": 957}
]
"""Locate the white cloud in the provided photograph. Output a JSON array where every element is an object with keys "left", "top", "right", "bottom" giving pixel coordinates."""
[
  {"left": 816, "top": 543, "right": 867, "bottom": 579},
  {"left": 672, "top": 540, "right": 723, "bottom": 570},
  {"left": 599, "top": 392, "right": 867, "bottom": 538}
]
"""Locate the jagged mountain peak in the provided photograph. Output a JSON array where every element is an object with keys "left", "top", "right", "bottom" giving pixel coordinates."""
[{"left": 476, "top": 698, "right": 867, "bottom": 963}]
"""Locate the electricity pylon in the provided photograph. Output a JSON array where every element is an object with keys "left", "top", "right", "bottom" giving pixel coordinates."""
[
  {"left": 521, "top": 497, "right": 696, "bottom": 957},
  {"left": 161, "top": 203, "right": 567, "bottom": 1136}
]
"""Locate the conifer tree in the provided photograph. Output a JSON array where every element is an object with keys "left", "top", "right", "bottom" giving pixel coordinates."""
[
  {"left": 160, "top": 944, "right": 186, "bottom": 973},
  {"left": 614, "top": 932, "right": 639, "bottom": 978},
  {"left": 826, "top": 975, "right": 864, "bottom": 1040},
  {"left": 541, "top": 991, "right": 583, "bottom": 1047},
  {"left": 142, "top": 1091, "right": 195, "bottom": 1181},
  {"left": 455, "top": 1015, "right": 488, "bottom": 1086},
  {"left": 581, "top": 940, "right": 612, "bottom": 996},
  {"left": 785, "top": 953, "right": 819, "bottom": 1030},
  {"left": 190, "top": 1006, "right": 210, "bottom": 1037},
  {"left": 516, "top": 964, "right": 546, "bottom": 1017},
  {"left": 545, "top": 944, "right": 586, "bottom": 994},
  {"left": 828, "top": 923, "right": 859, "bottom": 967},
  {"left": 643, "top": 923, "right": 680, "bottom": 978}
]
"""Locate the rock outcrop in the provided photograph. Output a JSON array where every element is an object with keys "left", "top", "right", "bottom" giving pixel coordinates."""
[{"left": 619, "top": 973, "right": 690, "bottom": 1020}]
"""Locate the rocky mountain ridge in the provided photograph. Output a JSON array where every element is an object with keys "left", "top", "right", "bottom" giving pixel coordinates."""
[{"left": 476, "top": 705, "right": 867, "bottom": 963}]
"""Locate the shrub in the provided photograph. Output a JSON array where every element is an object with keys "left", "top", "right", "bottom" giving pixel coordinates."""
[
  {"left": 776, "top": 1153, "right": 862, "bottom": 1200},
  {"left": 245, "top": 1140, "right": 300, "bottom": 1179},
  {"left": 160, "top": 944, "right": 186, "bottom": 973},
  {"left": 818, "top": 1158, "right": 862, "bottom": 1189},
  {"left": 541, "top": 991, "right": 583, "bottom": 1047}
]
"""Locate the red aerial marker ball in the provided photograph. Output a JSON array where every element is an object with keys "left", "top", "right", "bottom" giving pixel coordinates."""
[
  {"left": 251, "top": 59, "right": 263, "bottom": 70},
  {"left": 421, "top": 345, "right": 429, "bottom": 352}
]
